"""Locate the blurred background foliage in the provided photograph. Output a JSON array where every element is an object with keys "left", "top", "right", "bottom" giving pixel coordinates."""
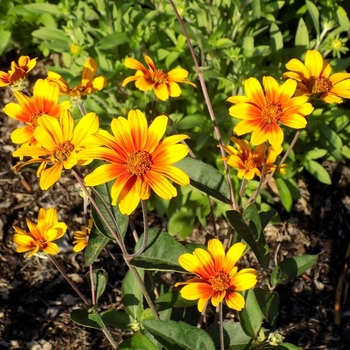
[{"left": 1, "top": 0, "right": 350, "bottom": 235}]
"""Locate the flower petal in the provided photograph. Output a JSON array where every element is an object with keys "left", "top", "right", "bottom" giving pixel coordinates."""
[
  {"left": 224, "top": 242, "right": 246, "bottom": 272},
  {"left": 225, "top": 291, "right": 245, "bottom": 311},
  {"left": 231, "top": 268, "right": 258, "bottom": 291},
  {"left": 208, "top": 239, "right": 225, "bottom": 271}
]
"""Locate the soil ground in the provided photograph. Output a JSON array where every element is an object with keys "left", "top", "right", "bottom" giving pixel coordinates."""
[{"left": 1, "top": 56, "right": 350, "bottom": 350}]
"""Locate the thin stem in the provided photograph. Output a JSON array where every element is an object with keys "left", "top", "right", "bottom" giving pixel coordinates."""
[
  {"left": 128, "top": 200, "right": 149, "bottom": 258},
  {"left": 239, "top": 178, "right": 247, "bottom": 199},
  {"left": 252, "top": 141, "right": 270, "bottom": 203},
  {"left": 219, "top": 302, "right": 225, "bottom": 350},
  {"left": 48, "top": 255, "right": 90, "bottom": 306},
  {"left": 151, "top": 94, "right": 157, "bottom": 120},
  {"left": 77, "top": 101, "right": 87, "bottom": 116},
  {"left": 89, "top": 265, "right": 96, "bottom": 306},
  {"left": 169, "top": 0, "right": 237, "bottom": 211}
]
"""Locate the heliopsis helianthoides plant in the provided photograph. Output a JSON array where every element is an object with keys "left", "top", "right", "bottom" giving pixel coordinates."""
[
  {"left": 283, "top": 49, "right": 350, "bottom": 104},
  {"left": 0, "top": 55, "right": 37, "bottom": 91},
  {"left": 79, "top": 109, "right": 190, "bottom": 215},
  {"left": 12, "top": 110, "right": 100, "bottom": 190},
  {"left": 46, "top": 57, "right": 107, "bottom": 101},
  {"left": 222, "top": 136, "right": 285, "bottom": 180},
  {"left": 3, "top": 79, "right": 70, "bottom": 146},
  {"left": 175, "top": 239, "right": 257, "bottom": 312},
  {"left": 13, "top": 207, "right": 67, "bottom": 257},
  {"left": 73, "top": 218, "right": 93, "bottom": 252},
  {"left": 228, "top": 76, "right": 314, "bottom": 147},
  {"left": 122, "top": 55, "right": 196, "bottom": 101}
]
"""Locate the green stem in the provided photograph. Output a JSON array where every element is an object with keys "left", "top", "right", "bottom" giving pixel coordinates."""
[{"left": 169, "top": 0, "right": 238, "bottom": 211}]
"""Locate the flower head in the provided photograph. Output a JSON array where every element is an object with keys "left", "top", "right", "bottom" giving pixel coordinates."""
[
  {"left": 13, "top": 207, "right": 67, "bottom": 257},
  {"left": 79, "top": 109, "right": 190, "bottom": 215},
  {"left": 228, "top": 76, "right": 314, "bottom": 148},
  {"left": 47, "top": 57, "right": 107, "bottom": 101},
  {"left": 73, "top": 219, "right": 93, "bottom": 252},
  {"left": 283, "top": 50, "right": 350, "bottom": 103},
  {"left": 122, "top": 55, "right": 196, "bottom": 101},
  {"left": 12, "top": 110, "right": 101, "bottom": 190},
  {"left": 222, "top": 137, "right": 284, "bottom": 180},
  {"left": 175, "top": 239, "right": 257, "bottom": 312},
  {"left": 0, "top": 56, "right": 37, "bottom": 91},
  {"left": 3, "top": 79, "right": 69, "bottom": 146}
]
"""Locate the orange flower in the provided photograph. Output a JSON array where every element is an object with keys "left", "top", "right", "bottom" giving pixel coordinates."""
[
  {"left": 12, "top": 110, "right": 101, "bottom": 190},
  {"left": 175, "top": 239, "right": 257, "bottom": 312},
  {"left": 283, "top": 49, "right": 350, "bottom": 103},
  {"left": 46, "top": 57, "right": 107, "bottom": 100},
  {"left": 73, "top": 219, "right": 93, "bottom": 252},
  {"left": 222, "top": 137, "right": 284, "bottom": 180},
  {"left": 122, "top": 55, "right": 196, "bottom": 101},
  {"left": 80, "top": 109, "right": 190, "bottom": 215},
  {"left": 3, "top": 79, "right": 70, "bottom": 146},
  {"left": 13, "top": 207, "right": 67, "bottom": 257},
  {"left": 227, "top": 76, "right": 314, "bottom": 148},
  {"left": 0, "top": 56, "right": 37, "bottom": 91}
]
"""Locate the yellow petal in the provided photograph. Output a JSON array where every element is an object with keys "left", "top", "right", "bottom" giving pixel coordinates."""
[
  {"left": 211, "top": 291, "right": 226, "bottom": 307},
  {"left": 154, "top": 83, "right": 169, "bottom": 101},
  {"left": 117, "top": 176, "right": 140, "bottom": 214},
  {"left": 305, "top": 50, "right": 324, "bottom": 77},
  {"left": 227, "top": 95, "right": 250, "bottom": 104},
  {"left": 207, "top": 239, "right": 225, "bottom": 271},
  {"left": 285, "top": 58, "right": 310, "bottom": 80},
  {"left": 128, "top": 109, "right": 147, "bottom": 150},
  {"left": 262, "top": 76, "right": 279, "bottom": 103},
  {"left": 224, "top": 242, "right": 246, "bottom": 272},
  {"left": 82, "top": 57, "right": 97, "bottom": 86},
  {"left": 144, "top": 171, "right": 176, "bottom": 199},
  {"left": 145, "top": 115, "right": 168, "bottom": 153},
  {"left": 280, "top": 114, "right": 307, "bottom": 129},
  {"left": 151, "top": 165, "right": 189, "bottom": 186},
  {"left": 11, "top": 126, "right": 34, "bottom": 144},
  {"left": 125, "top": 57, "right": 147, "bottom": 72},
  {"left": 167, "top": 67, "right": 189, "bottom": 81},
  {"left": 225, "top": 291, "right": 245, "bottom": 311},
  {"left": 91, "top": 76, "right": 107, "bottom": 91},
  {"left": 84, "top": 164, "right": 124, "bottom": 187},
  {"left": 231, "top": 268, "right": 258, "bottom": 291},
  {"left": 72, "top": 112, "right": 99, "bottom": 147},
  {"left": 39, "top": 163, "right": 63, "bottom": 190},
  {"left": 329, "top": 72, "right": 350, "bottom": 85},
  {"left": 244, "top": 77, "right": 266, "bottom": 108},
  {"left": 122, "top": 75, "right": 140, "bottom": 87},
  {"left": 168, "top": 81, "right": 182, "bottom": 97}
]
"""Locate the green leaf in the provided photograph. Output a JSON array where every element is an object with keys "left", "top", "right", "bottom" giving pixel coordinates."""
[
  {"left": 208, "top": 321, "right": 253, "bottom": 350},
  {"left": 168, "top": 209, "right": 195, "bottom": 238},
  {"left": 84, "top": 225, "right": 109, "bottom": 266},
  {"left": 100, "top": 309, "right": 132, "bottom": 329},
  {"left": 87, "top": 269, "right": 108, "bottom": 303},
  {"left": 24, "top": 3, "right": 61, "bottom": 15},
  {"left": 120, "top": 333, "right": 160, "bottom": 350},
  {"left": 31, "top": 28, "right": 69, "bottom": 44},
  {"left": 259, "top": 209, "right": 277, "bottom": 230},
  {"left": 226, "top": 206, "right": 270, "bottom": 268},
  {"left": 304, "top": 148, "right": 328, "bottom": 160},
  {"left": 0, "top": 29, "right": 11, "bottom": 56},
  {"left": 155, "top": 290, "right": 198, "bottom": 309},
  {"left": 275, "top": 343, "right": 303, "bottom": 350},
  {"left": 275, "top": 178, "right": 293, "bottom": 212},
  {"left": 270, "top": 255, "right": 318, "bottom": 287},
  {"left": 122, "top": 268, "right": 145, "bottom": 320},
  {"left": 239, "top": 289, "right": 263, "bottom": 339},
  {"left": 306, "top": 0, "right": 320, "bottom": 39},
  {"left": 91, "top": 181, "right": 129, "bottom": 240},
  {"left": 70, "top": 308, "right": 103, "bottom": 329},
  {"left": 130, "top": 229, "right": 188, "bottom": 272},
  {"left": 295, "top": 17, "right": 309, "bottom": 48},
  {"left": 97, "top": 32, "right": 129, "bottom": 49},
  {"left": 270, "top": 23, "right": 283, "bottom": 51},
  {"left": 176, "top": 158, "right": 231, "bottom": 204},
  {"left": 303, "top": 159, "right": 331, "bottom": 185},
  {"left": 254, "top": 288, "right": 280, "bottom": 327},
  {"left": 337, "top": 5, "right": 350, "bottom": 31},
  {"left": 143, "top": 320, "right": 215, "bottom": 350}
]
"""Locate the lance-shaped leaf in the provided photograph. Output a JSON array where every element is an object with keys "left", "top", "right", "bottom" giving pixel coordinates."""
[
  {"left": 122, "top": 268, "right": 144, "bottom": 320},
  {"left": 85, "top": 225, "right": 109, "bottom": 266},
  {"left": 239, "top": 289, "right": 263, "bottom": 339},
  {"left": 226, "top": 205, "right": 270, "bottom": 268},
  {"left": 176, "top": 157, "right": 231, "bottom": 204},
  {"left": 87, "top": 269, "right": 108, "bottom": 303},
  {"left": 91, "top": 180, "right": 129, "bottom": 240},
  {"left": 130, "top": 229, "right": 188, "bottom": 272},
  {"left": 120, "top": 333, "right": 160, "bottom": 350},
  {"left": 208, "top": 321, "right": 254, "bottom": 350},
  {"left": 70, "top": 308, "right": 103, "bottom": 329},
  {"left": 254, "top": 288, "right": 280, "bottom": 327},
  {"left": 270, "top": 255, "right": 318, "bottom": 287},
  {"left": 143, "top": 320, "right": 215, "bottom": 350}
]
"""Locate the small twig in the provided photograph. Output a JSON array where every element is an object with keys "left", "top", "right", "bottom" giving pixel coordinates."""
[
  {"left": 219, "top": 302, "right": 225, "bottom": 350},
  {"left": 48, "top": 255, "right": 90, "bottom": 306},
  {"left": 169, "top": 0, "right": 238, "bottom": 211}
]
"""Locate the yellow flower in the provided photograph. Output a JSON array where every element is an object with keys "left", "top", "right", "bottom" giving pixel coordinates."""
[
  {"left": 73, "top": 219, "right": 93, "bottom": 252},
  {"left": 222, "top": 137, "right": 284, "bottom": 180},
  {"left": 79, "top": 109, "right": 190, "bottom": 215},
  {"left": 47, "top": 57, "right": 107, "bottom": 100},
  {"left": 122, "top": 55, "right": 196, "bottom": 101},
  {"left": 0, "top": 56, "right": 37, "bottom": 91},
  {"left": 12, "top": 110, "right": 101, "bottom": 190},
  {"left": 283, "top": 50, "right": 350, "bottom": 103},
  {"left": 175, "top": 239, "right": 257, "bottom": 312},
  {"left": 13, "top": 207, "right": 67, "bottom": 257},
  {"left": 228, "top": 76, "right": 314, "bottom": 148},
  {"left": 3, "top": 79, "right": 69, "bottom": 146}
]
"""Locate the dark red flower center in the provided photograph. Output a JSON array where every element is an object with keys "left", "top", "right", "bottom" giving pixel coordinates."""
[
  {"left": 306, "top": 76, "right": 333, "bottom": 95},
  {"left": 54, "top": 141, "right": 74, "bottom": 162}
]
